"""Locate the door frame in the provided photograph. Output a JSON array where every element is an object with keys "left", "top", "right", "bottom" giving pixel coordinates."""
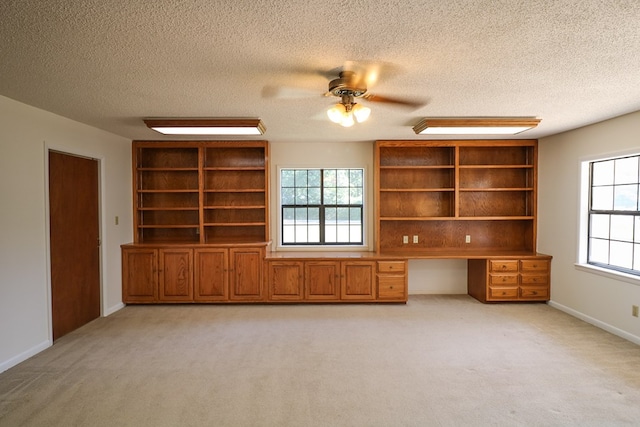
[{"left": 44, "top": 143, "right": 105, "bottom": 343}]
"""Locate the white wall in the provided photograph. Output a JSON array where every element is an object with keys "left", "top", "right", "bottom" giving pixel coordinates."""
[
  {"left": 538, "top": 111, "right": 640, "bottom": 344},
  {"left": 0, "top": 95, "right": 132, "bottom": 372},
  {"left": 269, "top": 141, "right": 468, "bottom": 295}
]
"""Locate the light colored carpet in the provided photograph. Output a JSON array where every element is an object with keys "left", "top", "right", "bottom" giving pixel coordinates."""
[{"left": 1, "top": 295, "right": 640, "bottom": 426}]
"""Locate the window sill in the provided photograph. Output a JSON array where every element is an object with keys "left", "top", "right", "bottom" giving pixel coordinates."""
[{"left": 574, "top": 263, "right": 640, "bottom": 287}]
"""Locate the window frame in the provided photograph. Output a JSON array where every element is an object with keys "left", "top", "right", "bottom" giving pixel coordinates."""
[
  {"left": 580, "top": 152, "right": 640, "bottom": 280},
  {"left": 278, "top": 167, "right": 366, "bottom": 247}
]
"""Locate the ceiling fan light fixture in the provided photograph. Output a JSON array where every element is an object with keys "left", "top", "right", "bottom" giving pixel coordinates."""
[
  {"left": 413, "top": 117, "right": 540, "bottom": 135},
  {"left": 352, "top": 104, "right": 371, "bottom": 123},
  {"left": 144, "top": 118, "right": 266, "bottom": 135},
  {"left": 327, "top": 103, "right": 347, "bottom": 124},
  {"left": 327, "top": 101, "right": 370, "bottom": 127}
]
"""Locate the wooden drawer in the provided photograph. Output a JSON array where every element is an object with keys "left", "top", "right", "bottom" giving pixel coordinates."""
[
  {"left": 489, "top": 274, "right": 518, "bottom": 286},
  {"left": 489, "top": 260, "right": 519, "bottom": 273},
  {"left": 377, "top": 276, "right": 405, "bottom": 300},
  {"left": 378, "top": 261, "right": 406, "bottom": 273},
  {"left": 519, "top": 286, "right": 549, "bottom": 300},
  {"left": 488, "top": 287, "right": 519, "bottom": 299},
  {"left": 520, "top": 274, "right": 548, "bottom": 285},
  {"left": 520, "top": 259, "right": 550, "bottom": 273}
]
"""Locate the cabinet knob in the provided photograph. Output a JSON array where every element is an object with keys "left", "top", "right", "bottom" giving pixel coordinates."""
[{"left": 390, "top": 286, "right": 394, "bottom": 289}]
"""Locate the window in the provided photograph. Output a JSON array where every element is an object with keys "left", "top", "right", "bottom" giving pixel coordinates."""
[
  {"left": 587, "top": 154, "right": 640, "bottom": 275},
  {"left": 281, "top": 168, "right": 364, "bottom": 245}
]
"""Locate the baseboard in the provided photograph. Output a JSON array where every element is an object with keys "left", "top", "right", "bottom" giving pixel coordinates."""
[
  {"left": 104, "top": 302, "right": 125, "bottom": 316},
  {"left": 548, "top": 300, "right": 640, "bottom": 346},
  {"left": 0, "top": 340, "right": 51, "bottom": 374}
]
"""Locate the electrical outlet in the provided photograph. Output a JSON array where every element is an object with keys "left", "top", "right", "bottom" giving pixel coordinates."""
[
  {"left": 465, "top": 235, "right": 471, "bottom": 244},
  {"left": 413, "top": 235, "right": 419, "bottom": 244},
  {"left": 633, "top": 305, "right": 639, "bottom": 318},
  {"left": 403, "top": 235, "right": 409, "bottom": 244}
]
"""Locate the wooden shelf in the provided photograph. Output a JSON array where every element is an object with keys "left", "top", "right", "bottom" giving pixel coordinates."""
[
  {"left": 132, "top": 141, "right": 269, "bottom": 245},
  {"left": 375, "top": 140, "right": 538, "bottom": 254}
]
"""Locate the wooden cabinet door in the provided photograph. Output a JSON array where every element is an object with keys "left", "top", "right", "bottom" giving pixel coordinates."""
[
  {"left": 267, "top": 261, "right": 304, "bottom": 301},
  {"left": 122, "top": 248, "right": 158, "bottom": 303},
  {"left": 159, "top": 248, "right": 193, "bottom": 301},
  {"left": 229, "top": 247, "right": 264, "bottom": 301},
  {"left": 194, "top": 248, "right": 228, "bottom": 301},
  {"left": 305, "top": 261, "right": 340, "bottom": 300},
  {"left": 341, "top": 261, "right": 376, "bottom": 300}
]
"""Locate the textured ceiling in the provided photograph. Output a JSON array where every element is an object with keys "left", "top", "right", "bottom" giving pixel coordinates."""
[{"left": 1, "top": 0, "right": 640, "bottom": 143}]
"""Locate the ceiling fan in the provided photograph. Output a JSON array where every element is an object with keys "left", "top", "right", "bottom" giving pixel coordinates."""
[{"left": 265, "top": 61, "right": 427, "bottom": 127}]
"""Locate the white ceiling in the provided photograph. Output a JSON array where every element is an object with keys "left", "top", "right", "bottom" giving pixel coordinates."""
[{"left": 2, "top": 0, "right": 640, "bottom": 143}]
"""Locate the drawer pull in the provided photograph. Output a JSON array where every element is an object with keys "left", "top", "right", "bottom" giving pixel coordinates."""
[{"left": 531, "top": 291, "right": 538, "bottom": 295}]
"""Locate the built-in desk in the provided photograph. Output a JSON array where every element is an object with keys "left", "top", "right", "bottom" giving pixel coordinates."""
[{"left": 266, "top": 251, "right": 551, "bottom": 303}]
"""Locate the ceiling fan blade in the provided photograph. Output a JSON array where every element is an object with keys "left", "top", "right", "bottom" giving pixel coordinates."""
[
  {"left": 262, "top": 85, "right": 320, "bottom": 99},
  {"left": 342, "top": 61, "right": 402, "bottom": 88},
  {"left": 362, "top": 93, "right": 427, "bottom": 109}
]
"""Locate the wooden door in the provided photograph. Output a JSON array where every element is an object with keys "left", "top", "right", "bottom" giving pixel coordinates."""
[
  {"left": 49, "top": 151, "right": 100, "bottom": 340},
  {"left": 194, "top": 248, "right": 228, "bottom": 301},
  {"left": 229, "top": 247, "right": 264, "bottom": 301},
  {"left": 122, "top": 248, "right": 158, "bottom": 302},
  {"left": 305, "top": 261, "right": 340, "bottom": 300},
  {"left": 341, "top": 261, "right": 376, "bottom": 300},
  {"left": 268, "top": 261, "right": 303, "bottom": 301},
  {"left": 159, "top": 248, "right": 193, "bottom": 301}
]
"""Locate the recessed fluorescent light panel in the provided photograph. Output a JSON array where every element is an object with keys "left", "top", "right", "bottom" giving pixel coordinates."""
[
  {"left": 144, "top": 119, "right": 266, "bottom": 136},
  {"left": 413, "top": 118, "right": 540, "bottom": 135}
]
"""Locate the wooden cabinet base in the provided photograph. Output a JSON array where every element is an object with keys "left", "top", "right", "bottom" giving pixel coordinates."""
[
  {"left": 468, "top": 255, "right": 551, "bottom": 303},
  {"left": 265, "top": 255, "right": 407, "bottom": 303}
]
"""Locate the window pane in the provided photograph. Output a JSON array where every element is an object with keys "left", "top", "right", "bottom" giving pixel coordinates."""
[
  {"left": 613, "top": 184, "right": 638, "bottom": 210},
  {"left": 295, "top": 188, "right": 307, "bottom": 205},
  {"left": 282, "top": 188, "right": 295, "bottom": 205},
  {"left": 591, "top": 186, "right": 613, "bottom": 210},
  {"left": 324, "top": 188, "right": 336, "bottom": 204},
  {"left": 308, "top": 187, "right": 321, "bottom": 204},
  {"left": 295, "top": 207, "right": 308, "bottom": 222},
  {"left": 350, "top": 169, "right": 363, "bottom": 186},
  {"left": 323, "top": 170, "right": 336, "bottom": 187},
  {"left": 325, "top": 224, "right": 336, "bottom": 242},
  {"left": 635, "top": 217, "right": 640, "bottom": 243},
  {"left": 592, "top": 160, "right": 614, "bottom": 186},
  {"left": 295, "top": 225, "right": 308, "bottom": 242},
  {"left": 336, "top": 188, "right": 350, "bottom": 204},
  {"left": 614, "top": 157, "right": 638, "bottom": 184},
  {"left": 308, "top": 208, "right": 320, "bottom": 222},
  {"left": 337, "top": 169, "right": 350, "bottom": 187},
  {"left": 282, "top": 225, "right": 295, "bottom": 243},
  {"left": 337, "top": 207, "right": 350, "bottom": 222},
  {"left": 308, "top": 170, "right": 321, "bottom": 187},
  {"left": 325, "top": 207, "right": 336, "bottom": 222},
  {"left": 336, "top": 225, "right": 350, "bottom": 242},
  {"left": 590, "top": 214, "right": 609, "bottom": 239},
  {"left": 295, "top": 170, "right": 307, "bottom": 187},
  {"left": 635, "top": 244, "right": 640, "bottom": 270},
  {"left": 281, "top": 170, "right": 295, "bottom": 187},
  {"left": 350, "top": 207, "right": 362, "bottom": 223},
  {"left": 283, "top": 207, "right": 295, "bottom": 222},
  {"left": 590, "top": 238, "right": 609, "bottom": 264},
  {"left": 610, "top": 215, "right": 633, "bottom": 242},
  {"left": 350, "top": 187, "right": 363, "bottom": 204},
  {"left": 610, "top": 241, "right": 633, "bottom": 269},
  {"left": 308, "top": 226, "right": 320, "bottom": 242},
  {"left": 350, "top": 225, "right": 362, "bottom": 242}
]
